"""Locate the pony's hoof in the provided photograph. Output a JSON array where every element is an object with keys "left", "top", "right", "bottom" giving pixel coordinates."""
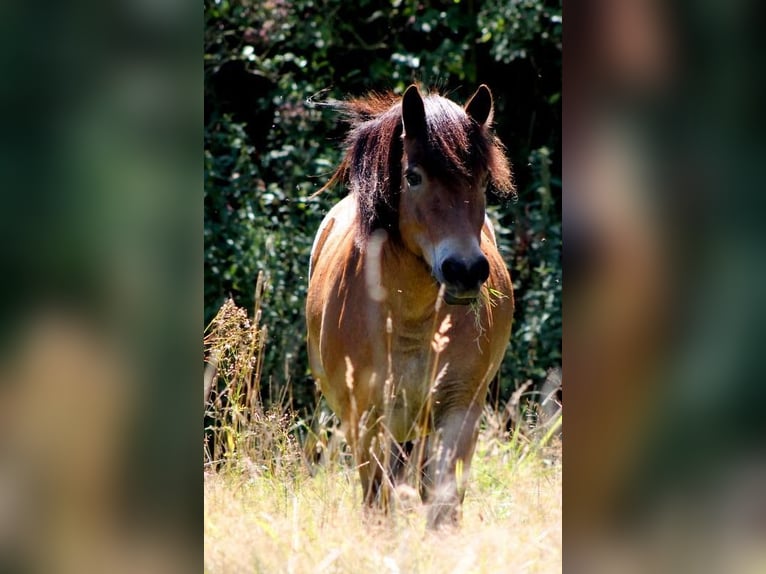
[{"left": 394, "top": 484, "right": 420, "bottom": 512}]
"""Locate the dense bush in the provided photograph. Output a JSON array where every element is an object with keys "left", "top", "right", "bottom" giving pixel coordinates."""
[{"left": 204, "top": 0, "right": 561, "bottom": 412}]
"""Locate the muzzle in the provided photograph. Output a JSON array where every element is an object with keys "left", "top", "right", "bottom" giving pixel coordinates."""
[{"left": 437, "top": 253, "right": 490, "bottom": 305}]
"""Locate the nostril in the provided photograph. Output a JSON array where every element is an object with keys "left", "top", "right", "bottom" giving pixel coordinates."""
[
  {"left": 441, "top": 257, "right": 463, "bottom": 284},
  {"left": 470, "top": 256, "right": 490, "bottom": 284},
  {"left": 440, "top": 255, "right": 490, "bottom": 288}
]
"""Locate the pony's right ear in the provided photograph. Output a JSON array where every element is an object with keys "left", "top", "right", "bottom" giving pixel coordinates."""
[
  {"left": 465, "top": 84, "right": 493, "bottom": 126},
  {"left": 401, "top": 84, "right": 426, "bottom": 137}
]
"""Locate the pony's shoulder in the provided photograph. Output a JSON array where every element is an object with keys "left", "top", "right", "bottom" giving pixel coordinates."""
[{"left": 308, "top": 194, "right": 358, "bottom": 280}]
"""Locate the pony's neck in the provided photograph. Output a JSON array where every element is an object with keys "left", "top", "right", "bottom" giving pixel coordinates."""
[{"left": 377, "top": 238, "right": 441, "bottom": 322}]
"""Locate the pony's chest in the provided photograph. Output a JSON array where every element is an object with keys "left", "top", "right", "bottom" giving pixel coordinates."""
[
  {"left": 391, "top": 344, "right": 430, "bottom": 385},
  {"left": 390, "top": 339, "right": 431, "bottom": 402},
  {"left": 388, "top": 316, "right": 442, "bottom": 390},
  {"left": 382, "top": 338, "right": 431, "bottom": 434}
]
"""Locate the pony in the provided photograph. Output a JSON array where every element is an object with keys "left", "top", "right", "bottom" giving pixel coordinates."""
[{"left": 306, "top": 84, "right": 515, "bottom": 528}]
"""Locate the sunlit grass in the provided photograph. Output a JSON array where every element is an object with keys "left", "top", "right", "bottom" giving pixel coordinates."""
[
  {"left": 204, "top": 296, "right": 561, "bottom": 573},
  {"left": 204, "top": 435, "right": 561, "bottom": 574}
]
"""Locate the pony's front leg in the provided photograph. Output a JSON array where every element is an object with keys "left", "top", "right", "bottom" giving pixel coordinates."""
[
  {"left": 357, "top": 419, "right": 404, "bottom": 513},
  {"left": 351, "top": 420, "right": 381, "bottom": 508},
  {"left": 423, "top": 406, "right": 482, "bottom": 529},
  {"left": 357, "top": 422, "right": 412, "bottom": 513}
]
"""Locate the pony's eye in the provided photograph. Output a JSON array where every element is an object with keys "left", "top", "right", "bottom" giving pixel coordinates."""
[{"left": 405, "top": 172, "right": 422, "bottom": 187}]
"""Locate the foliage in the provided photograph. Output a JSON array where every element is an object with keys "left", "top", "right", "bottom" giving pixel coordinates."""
[
  {"left": 496, "top": 146, "right": 561, "bottom": 399},
  {"left": 204, "top": 0, "right": 562, "bottom": 412},
  {"left": 477, "top": 0, "right": 563, "bottom": 64}
]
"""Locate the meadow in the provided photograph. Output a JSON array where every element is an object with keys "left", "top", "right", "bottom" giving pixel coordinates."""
[{"left": 204, "top": 296, "right": 561, "bottom": 573}]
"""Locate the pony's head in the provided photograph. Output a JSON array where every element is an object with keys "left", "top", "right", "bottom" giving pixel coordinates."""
[{"left": 324, "top": 84, "right": 514, "bottom": 303}]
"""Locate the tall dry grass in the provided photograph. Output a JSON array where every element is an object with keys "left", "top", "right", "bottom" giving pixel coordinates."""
[{"left": 203, "top": 287, "right": 561, "bottom": 573}]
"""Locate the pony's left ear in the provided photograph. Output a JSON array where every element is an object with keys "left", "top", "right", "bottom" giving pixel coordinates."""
[
  {"left": 401, "top": 84, "right": 426, "bottom": 137},
  {"left": 465, "top": 84, "right": 493, "bottom": 126}
]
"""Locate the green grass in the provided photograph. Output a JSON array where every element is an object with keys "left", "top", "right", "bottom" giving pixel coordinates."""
[
  {"left": 204, "top": 435, "right": 561, "bottom": 573},
  {"left": 204, "top": 297, "right": 561, "bottom": 573}
]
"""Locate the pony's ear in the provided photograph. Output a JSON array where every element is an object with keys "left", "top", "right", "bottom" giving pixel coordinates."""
[
  {"left": 401, "top": 84, "right": 426, "bottom": 137},
  {"left": 465, "top": 84, "right": 493, "bottom": 126}
]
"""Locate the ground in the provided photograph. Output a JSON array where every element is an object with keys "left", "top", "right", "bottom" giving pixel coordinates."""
[{"left": 204, "top": 435, "right": 561, "bottom": 574}]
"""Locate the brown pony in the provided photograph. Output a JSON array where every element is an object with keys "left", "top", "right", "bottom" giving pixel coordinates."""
[{"left": 306, "top": 84, "right": 514, "bottom": 528}]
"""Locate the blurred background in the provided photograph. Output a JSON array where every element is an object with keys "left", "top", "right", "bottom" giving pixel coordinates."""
[
  {"left": 0, "top": 2, "right": 200, "bottom": 573},
  {"left": 565, "top": 0, "right": 766, "bottom": 571},
  {"left": 203, "top": 0, "right": 562, "bottom": 415}
]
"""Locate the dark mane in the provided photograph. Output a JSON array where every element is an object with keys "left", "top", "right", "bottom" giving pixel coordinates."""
[{"left": 319, "top": 88, "right": 514, "bottom": 240}]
